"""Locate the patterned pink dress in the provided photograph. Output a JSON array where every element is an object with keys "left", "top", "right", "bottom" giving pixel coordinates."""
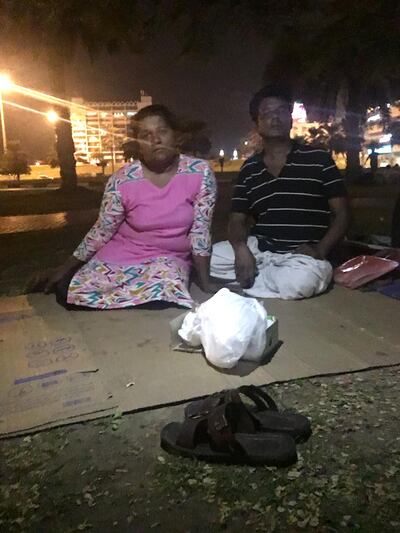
[{"left": 67, "top": 155, "right": 217, "bottom": 309}]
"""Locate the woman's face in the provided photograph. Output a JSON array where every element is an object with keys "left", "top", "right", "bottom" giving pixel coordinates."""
[{"left": 136, "top": 115, "right": 177, "bottom": 166}]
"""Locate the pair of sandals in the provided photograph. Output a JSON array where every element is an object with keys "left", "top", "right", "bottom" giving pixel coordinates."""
[{"left": 161, "top": 385, "right": 311, "bottom": 467}]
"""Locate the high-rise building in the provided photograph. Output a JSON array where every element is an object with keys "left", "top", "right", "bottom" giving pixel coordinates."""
[{"left": 70, "top": 91, "right": 152, "bottom": 165}]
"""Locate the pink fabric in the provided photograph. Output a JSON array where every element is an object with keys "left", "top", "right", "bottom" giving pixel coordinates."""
[
  {"left": 72, "top": 155, "right": 216, "bottom": 267},
  {"left": 68, "top": 156, "right": 216, "bottom": 308},
  {"left": 95, "top": 172, "right": 202, "bottom": 266}
]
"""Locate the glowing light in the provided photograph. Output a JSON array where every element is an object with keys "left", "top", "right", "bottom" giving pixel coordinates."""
[
  {"left": 292, "top": 101, "right": 307, "bottom": 122},
  {"left": 233, "top": 149, "right": 238, "bottom": 160},
  {"left": 35, "top": 161, "right": 41, "bottom": 166},
  {"left": 368, "top": 145, "right": 392, "bottom": 155},
  {"left": 0, "top": 73, "right": 13, "bottom": 91},
  {"left": 3, "top": 99, "right": 62, "bottom": 121},
  {"left": 46, "top": 110, "right": 59, "bottom": 123},
  {"left": 1, "top": 82, "right": 159, "bottom": 150},
  {"left": 379, "top": 133, "right": 392, "bottom": 143},
  {"left": 367, "top": 113, "right": 381, "bottom": 122},
  {"left": 244, "top": 141, "right": 249, "bottom": 146},
  {"left": 219, "top": 149, "right": 224, "bottom": 157}
]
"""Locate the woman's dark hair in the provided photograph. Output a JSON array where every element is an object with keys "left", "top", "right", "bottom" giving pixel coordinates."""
[
  {"left": 249, "top": 84, "right": 293, "bottom": 122},
  {"left": 131, "top": 104, "right": 179, "bottom": 136}
]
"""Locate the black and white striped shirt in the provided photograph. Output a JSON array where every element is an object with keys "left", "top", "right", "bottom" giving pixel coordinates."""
[{"left": 231, "top": 143, "right": 347, "bottom": 253}]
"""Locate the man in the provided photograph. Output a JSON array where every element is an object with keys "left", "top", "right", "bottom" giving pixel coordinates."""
[{"left": 212, "top": 85, "right": 350, "bottom": 299}]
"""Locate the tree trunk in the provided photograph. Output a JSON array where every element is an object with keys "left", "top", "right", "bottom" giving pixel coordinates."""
[
  {"left": 48, "top": 53, "right": 77, "bottom": 191},
  {"left": 55, "top": 107, "right": 77, "bottom": 191},
  {"left": 343, "top": 82, "right": 362, "bottom": 182}
]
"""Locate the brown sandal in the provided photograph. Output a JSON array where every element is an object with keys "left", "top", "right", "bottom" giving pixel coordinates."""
[{"left": 161, "top": 398, "right": 297, "bottom": 466}]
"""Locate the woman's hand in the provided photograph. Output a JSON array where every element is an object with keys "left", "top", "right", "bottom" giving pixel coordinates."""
[{"left": 29, "top": 257, "right": 83, "bottom": 294}]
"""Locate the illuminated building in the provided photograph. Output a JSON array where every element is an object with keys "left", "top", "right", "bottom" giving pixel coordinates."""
[{"left": 70, "top": 91, "right": 152, "bottom": 164}]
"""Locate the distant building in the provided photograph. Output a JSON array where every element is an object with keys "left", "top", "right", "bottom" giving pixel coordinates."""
[
  {"left": 290, "top": 101, "right": 320, "bottom": 139},
  {"left": 364, "top": 102, "right": 400, "bottom": 166},
  {"left": 70, "top": 91, "right": 152, "bottom": 165}
]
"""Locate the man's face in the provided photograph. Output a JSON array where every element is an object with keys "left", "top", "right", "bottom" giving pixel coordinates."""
[
  {"left": 136, "top": 115, "right": 177, "bottom": 165},
  {"left": 256, "top": 97, "right": 292, "bottom": 139}
]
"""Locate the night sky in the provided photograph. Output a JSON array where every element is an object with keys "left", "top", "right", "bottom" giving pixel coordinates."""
[{"left": 2, "top": 30, "right": 270, "bottom": 160}]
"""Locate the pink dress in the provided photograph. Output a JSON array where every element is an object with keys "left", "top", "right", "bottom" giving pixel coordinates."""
[{"left": 67, "top": 155, "right": 217, "bottom": 309}]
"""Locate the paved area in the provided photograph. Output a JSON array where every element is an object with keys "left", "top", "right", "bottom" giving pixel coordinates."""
[{"left": 0, "top": 210, "right": 98, "bottom": 235}]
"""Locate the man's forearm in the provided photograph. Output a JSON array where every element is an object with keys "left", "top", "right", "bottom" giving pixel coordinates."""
[
  {"left": 228, "top": 215, "right": 249, "bottom": 250},
  {"left": 317, "top": 208, "right": 350, "bottom": 258}
]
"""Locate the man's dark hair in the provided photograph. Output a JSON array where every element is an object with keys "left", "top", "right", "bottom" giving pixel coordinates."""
[
  {"left": 131, "top": 104, "right": 179, "bottom": 135},
  {"left": 249, "top": 84, "right": 293, "bottom": 122}
]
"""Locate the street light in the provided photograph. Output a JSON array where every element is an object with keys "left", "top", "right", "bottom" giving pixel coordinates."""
[
  {"left": 0, "top": 74, "right": 13, "bottom": 91},
  {"left": 218, "top": 148, "right": 225, "bottom": 172},
  {"left": 46, "top": 110, "right": 59, "bottom": 123},
  {"left": 0, "top": 73, "right": 13, "bottom": 154}
]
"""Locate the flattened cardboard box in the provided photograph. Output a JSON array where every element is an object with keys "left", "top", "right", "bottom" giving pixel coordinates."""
[{"left": 0, "top": 303, "right": 115, "bottom": 437}]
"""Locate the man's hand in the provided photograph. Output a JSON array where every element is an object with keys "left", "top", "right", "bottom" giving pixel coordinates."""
[
  {"left": 200, "top": 279, "right": 244, "bottom": 295},
  {"left": 293, "top": 243, "right": 324, "bottom": 260},
  {"left": 234, "top": 244, "right": 257, "bottom": 289}
]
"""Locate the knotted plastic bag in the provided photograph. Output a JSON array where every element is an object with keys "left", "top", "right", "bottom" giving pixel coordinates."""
[{"left": 178, "top": 288, "right": 267, "bottom": 369}]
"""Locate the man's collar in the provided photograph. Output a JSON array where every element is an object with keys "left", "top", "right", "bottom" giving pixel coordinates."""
[{"left": 259, "top": 139, "right": 298, "bottom": 161}]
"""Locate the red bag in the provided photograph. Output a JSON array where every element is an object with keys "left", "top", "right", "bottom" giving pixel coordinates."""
[
  {"left": 334, "top": 255, "right": 399, "bottom": 290},
  {"left": 375, "top": 248, "right": 400, "bottom": 263}
]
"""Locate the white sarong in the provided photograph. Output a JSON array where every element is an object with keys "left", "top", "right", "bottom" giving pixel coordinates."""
[{"left": 210, "top": 237, "right": 332, "bottom": 300}]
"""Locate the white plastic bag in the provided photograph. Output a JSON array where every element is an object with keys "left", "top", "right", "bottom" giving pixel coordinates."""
[
  {"left": 178, "top": 288, "right": 267, "bottom": 369},
  {"left": 177, "top": 311, "right": 202, "bottom": 347}
]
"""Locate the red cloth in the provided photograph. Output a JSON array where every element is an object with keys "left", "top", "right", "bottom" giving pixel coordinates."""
[{"left": 334, "top": 255, "right": 399, "bottom": 289}]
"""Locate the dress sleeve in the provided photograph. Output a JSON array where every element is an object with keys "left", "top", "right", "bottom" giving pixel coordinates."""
[
  {"left": 73, "top": 173, "right": 125, "bottom": 262},
  {"left": 189, "top": 164, "right": 217, "bottom": 256}
]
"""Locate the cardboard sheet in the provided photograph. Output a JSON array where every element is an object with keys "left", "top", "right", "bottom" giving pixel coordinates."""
[
  {"left": 0, "top": 297, "right": 116, "bottom": 436},
  {"left": 1, "top": 286, "right": 399, "bottom": 437}
]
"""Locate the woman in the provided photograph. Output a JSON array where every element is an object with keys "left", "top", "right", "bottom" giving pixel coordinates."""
[{"left": 43, "top": 104, "right": 217, "bottom": 309}]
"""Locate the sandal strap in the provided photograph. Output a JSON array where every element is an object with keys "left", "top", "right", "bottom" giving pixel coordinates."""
[
  {"left": 238, "top": 385, "right": 278, "bottom": 411},
  {"left": 185, "top": 392, "right": 224, "bottom": 419},
  {"left": 185, "top": 389, "right": 240, "bottom": 419},
  {"left": 177, "top": 399, "right": 256, "bottom": 454},
  {"left": 176, "top": 417, "right": 207, "bottom": 450},
  {"left": 206, "top": 404, "right": 235, "bottom": 450}
]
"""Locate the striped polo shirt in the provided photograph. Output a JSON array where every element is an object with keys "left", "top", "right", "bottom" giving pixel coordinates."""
[{"left": 231, "top": 143, "right": 347, "bottom": 253}]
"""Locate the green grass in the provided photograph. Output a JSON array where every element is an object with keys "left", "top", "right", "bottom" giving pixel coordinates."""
[
  {"left": 0, "top": 187, "right": 103, "bottom": 217},
  {"left": 0, "top": 227, "right": 90, "bottom": 296},
  {"left": 350, "top": 207, "right": 393, "bottom": 237},
  {"left": 0, "top": 182, "right": 399, "bottom": 217},
  {"left": 347, "top": 184, "right": 400, "bottom": 198}
]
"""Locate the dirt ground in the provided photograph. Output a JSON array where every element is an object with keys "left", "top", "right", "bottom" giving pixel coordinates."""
[{"left": 1, "top": 367, "right": 399, "bottom": 532}]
